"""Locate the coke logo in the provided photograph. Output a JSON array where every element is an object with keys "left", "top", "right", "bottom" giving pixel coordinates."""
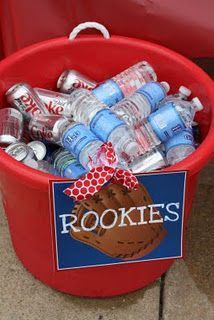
[
  {"left": 44, "top": 101, "right": 64, "bottom": 115},
  {"left": 72, "top": 80, "right": 92, "bottom": 90},
  {"left": 20, "top": 94, "right": 41, "bottom": 115},
  {"left": 30, "top": 124, "right": 53, "bottom": 140}
]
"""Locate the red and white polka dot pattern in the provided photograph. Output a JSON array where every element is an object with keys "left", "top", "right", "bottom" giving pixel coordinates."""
[
  {"left": 88, "top": 141, "right": 118, "bottom": 169},
  {"left": 64, "top": 141, "right": 138, "bottom": 202},
  {"left": 113, "top": 169, "right": 138, "bottom": 190},
  {"left": 64, "top": 166, "right": 113, "bottom": 201},
  {"left": 97, "top": 142, "right": 117, "bottom": 165},
  {"left": 64, "top": 166, "right": 139, "bottom": 202}
]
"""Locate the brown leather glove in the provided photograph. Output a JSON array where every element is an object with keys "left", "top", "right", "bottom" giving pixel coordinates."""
[{"left": 70, "top": 183, "right": 167, "bottom": 260}]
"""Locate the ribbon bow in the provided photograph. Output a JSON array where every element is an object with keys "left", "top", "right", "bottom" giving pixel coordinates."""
[{"left": 64, "top": 142, "right": 139, "bottom": 202}]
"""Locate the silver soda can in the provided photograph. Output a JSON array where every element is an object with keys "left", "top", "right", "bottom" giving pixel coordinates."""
[
  {"left": 5, "top": 142, "right": 39, "bottom": 169},
  {"left": 6, "top": 83, "right": 49, "bottom": 120},
  {"left": 27, "top": 141, "right": 47, "bottom": 161},
  {"left": 129, "top": 147, "right": 167, "bottom": 173},
  {"left": 21, "top": 125, "right": 31, "bottom": 144},
  {"left": 0, "top": 108, "right": 24, "bottom": 148},
  {"left": 5, "top": 142, "right": 30, "bottom": 161},
  {"left": 35, "top": 88, "right": 72, "bottom": 116},
  {"left": 28, "top": 114, "right": 72, "bottom": 143},
  {"left": 57, "top": 70, "right": 97, "bottom": 93}
]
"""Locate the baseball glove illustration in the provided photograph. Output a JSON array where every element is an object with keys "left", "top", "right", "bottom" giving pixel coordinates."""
[{"left": 70, "top": 183, "right": 167, "bottom": 260}]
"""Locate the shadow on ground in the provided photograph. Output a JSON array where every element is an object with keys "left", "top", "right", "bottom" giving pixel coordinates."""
[{"left": 185, "top": 160, "right": 214, "bottom": 303}]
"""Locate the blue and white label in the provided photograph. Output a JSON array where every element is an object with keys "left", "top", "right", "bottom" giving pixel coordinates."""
[
  {"left": 165, "top": 129, "right": 194, "bottom": 153},
  {"left": 62, "top": 124, "right": 98, "bottom": 159},
  {"left": 92, "top": 79, "right": 124, "bottom": 107},
  {"left": 90, "top": 109, "right": 124, "bottom": 141},
  {"left": 63, "top": 160, "right": 87, "bottom": 179},
  {"left": 138, "top": 81, "right": 166, "bottom": 112},
  {"left": 148, "top": 102, "right": 186, "bottom": 142},
  {"left": 50, "top": 171, "right": 186, "bottom": 270}
]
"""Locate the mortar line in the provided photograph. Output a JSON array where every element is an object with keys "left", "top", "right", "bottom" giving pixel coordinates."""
[{"left": 159, "top": 273, "right": 166, "bottom": 320}]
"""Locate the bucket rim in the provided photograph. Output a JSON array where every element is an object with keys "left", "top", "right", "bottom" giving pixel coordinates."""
[{"left": 0, "top": 35, "right": 213, "bottom": 190}]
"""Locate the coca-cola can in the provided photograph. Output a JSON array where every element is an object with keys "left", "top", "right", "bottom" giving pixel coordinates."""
[
  {"left": 6, "top": 83, "right": 49, "bottom": 120},
  {"left": 57, "top": 70, "right": 97, "bottom": 93},
  {"left": 0, "top": 108, "right": 24, "bottom": 148},
  {"left": 34, "top": 88, "right": 72, "bottom": 116},
  {"left": 28, "top": 114, "right": 72, "bottom": 143}
]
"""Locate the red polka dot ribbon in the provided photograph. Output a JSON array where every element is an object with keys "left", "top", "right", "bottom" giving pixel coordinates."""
[
  {"left": 63, "top": 142, "right": 139, "bottom": 202},
  {"left": 88, "top": 141, "right": 118, "bottom": 168}
]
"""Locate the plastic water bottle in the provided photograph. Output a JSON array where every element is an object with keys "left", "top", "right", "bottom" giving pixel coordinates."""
[
  {"left": 52, "top": 148, "right": 87, "bottom": 178},
  {"left": 111, "top": 81, "right": 170, "bottom": 127},
  {"left": 92, "top": 61, "right": 157, "bottom": 106},
  {"left": 27, "top": 159, "right": 56, "bottom": 173},
  {"left": 159, "top": 85, "right": 191, "bottom": 107},
  {"left": 165, "top": 129, "right": 195, "bottom": 165},
  {"left": 60, "top": 120, "right": 131, "bottom": 169},
  {"left": 136, "top": 97, "right": 203, "bottom": 152},
  {"left": 28, "top": 114, "right": 106, "bottom": 169},
  {"left": 64, "top": 89, "right": 106, "bottom": 122},
  {"left": 128, "top": 147, "right": 167, "bottom": 173},
  {"left": 66, "top": 90, "right": 142, "bottom": 162},
  {"left": 58, "top": 121, "right": 106, "bottom": 169}
]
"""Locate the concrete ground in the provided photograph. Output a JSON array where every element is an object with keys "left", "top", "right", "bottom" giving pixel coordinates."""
[{"left": 0, "top": 159, "right": 213, "bottom": 320}]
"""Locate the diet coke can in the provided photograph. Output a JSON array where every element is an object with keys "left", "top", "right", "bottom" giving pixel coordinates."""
[
  {"left": 28, "top": 114, "right": 72, "bottom": 143},
  {"left": 57, "top": 70, "right": 97, "bottom": 93},
  {"left": 6, "top": 83, "right": 49, "bottom": 120},
  {"left": 34, "top": 88, "right": 72, "bottom": 116},
  {"left": 0, "top": 108, "right": 23, "bottom": 148}
]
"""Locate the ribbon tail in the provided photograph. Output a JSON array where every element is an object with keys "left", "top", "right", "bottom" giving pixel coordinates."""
[
  {"left": 113, "top": 169, "right": 139, "bottom": 190},
  {"left": 64, "top": 166, "right": 115, "bottom": 202}
]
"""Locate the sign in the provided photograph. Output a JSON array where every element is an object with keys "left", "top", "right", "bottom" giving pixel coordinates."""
[{"left": 50, "top": 171, "right": 186, "bottom": 270}]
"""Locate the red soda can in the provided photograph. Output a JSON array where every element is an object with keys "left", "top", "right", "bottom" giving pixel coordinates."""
[
  {"left": 28, "top": 114, "right": 71, "bottom": 143},
  {"left": 0, "top": 108, "right": 23, "bottom": 148},
  {"left": 57, "top": 70, "right": 97, "bottom": 93},
  {"left": 6, "top": 83, "right": 49, "bottom": 120},
  {"left": 34, "top": 88, "right": 72, "bottom": 116}
]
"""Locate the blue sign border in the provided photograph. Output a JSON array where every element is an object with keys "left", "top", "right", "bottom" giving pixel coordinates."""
[{"left": 49, "top": 170, "right": 187, "bottom": 270}]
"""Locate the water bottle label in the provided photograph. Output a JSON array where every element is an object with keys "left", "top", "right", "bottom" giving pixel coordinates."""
[
  {"left": 165, "top": 129, "right": 194, "bottom": 153},
  {"left": 137, "top": 82, "right": 166, "bottom": 112},
  {"left": 148, "top": 103, "right": 185, "bottom": 142},
  {"left": 90, "top": 109, "right": 124, "bottom": 141},
  {"left": 62, "top": 159, "right": 87, "bottom": 179},
  {"left": 92, "top": 80, "right": 124, "bottom": 107},
  {"left": 62, "top": 124, "right": 98, "bottom": 159}
]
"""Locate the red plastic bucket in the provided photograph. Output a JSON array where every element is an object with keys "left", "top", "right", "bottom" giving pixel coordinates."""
[{"left": 0, "top": 30, "right": 213, "bottom": 297}]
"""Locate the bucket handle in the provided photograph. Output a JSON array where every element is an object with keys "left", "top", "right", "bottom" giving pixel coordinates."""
[{"left": 69, "top": 22, "right": 110, "bottom": 40}]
